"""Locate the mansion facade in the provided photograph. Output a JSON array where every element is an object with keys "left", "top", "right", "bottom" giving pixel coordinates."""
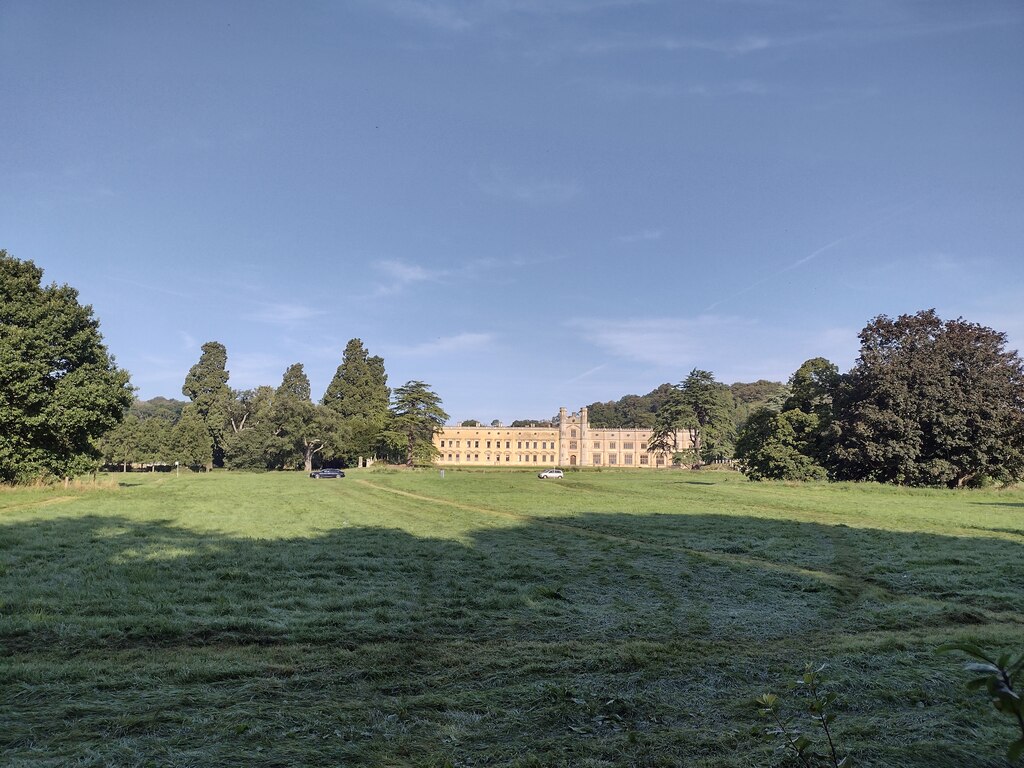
[{"left": 433, "top": 407, "right": 691, "bottom": 469}]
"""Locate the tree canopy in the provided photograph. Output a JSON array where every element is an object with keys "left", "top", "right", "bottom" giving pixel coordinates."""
[
  {"left": 0, "top": 251, "right": 133, "bottom": 482},
  {"left": 830, "top": 310, "right": 1024, "bottom": 487},
  {"left": 383, "top": 381, "right": 449, "bottom": 466},
  {"left": 270, "top": 363, "right": 338, "bottom": 473},
  {"left": 182, "top": 341, "right": 231, "bottom": 468},
  {"left": 648, "top": 370, "right": 734, "bottom": 465},
  {"left": 321, "top": 339, "right": 390, "bottom": 464},
  {"left": 322, "top": 339, "right": 390, "bottom": 420},
  {"left": 736, "top": 311, "right": 1024, "bottom": 487}
]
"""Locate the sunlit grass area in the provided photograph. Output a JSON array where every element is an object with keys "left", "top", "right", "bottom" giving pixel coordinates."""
[{"left": 2, "top": 469, "right": 1022, "bottom": 766}]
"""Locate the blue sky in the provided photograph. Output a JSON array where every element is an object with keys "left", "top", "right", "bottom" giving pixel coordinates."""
[{"left": 2, "top": 0, "right": 1022, "bottom": 423}]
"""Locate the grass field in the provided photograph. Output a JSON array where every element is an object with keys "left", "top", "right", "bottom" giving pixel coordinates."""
[{"left": 2, "top": 468, "right": 1023, "bottom": 767}]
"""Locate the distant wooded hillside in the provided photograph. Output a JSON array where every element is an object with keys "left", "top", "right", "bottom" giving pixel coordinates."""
[{"left": 585, "top": 380, "right": 787, "bottom": 429}]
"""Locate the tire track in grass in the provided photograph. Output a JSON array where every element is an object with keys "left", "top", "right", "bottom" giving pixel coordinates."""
[
  {"left": 354, "top": 478, "right": 1024, "bottom": 630},
  {"left": 355, "top": 479, "right": 851, "bottom": 588},
  {"left": 0, "top": 495, "right": 79, "bottom": 514}
]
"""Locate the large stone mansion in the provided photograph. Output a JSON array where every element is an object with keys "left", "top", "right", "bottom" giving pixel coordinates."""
[{"left": 432, "top": 407, "right": 692, "bottom": 469}]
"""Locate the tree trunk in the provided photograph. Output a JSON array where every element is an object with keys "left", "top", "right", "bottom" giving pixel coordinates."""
[{"left": 954, "top": 472, "right": 975, "bottom": 489}]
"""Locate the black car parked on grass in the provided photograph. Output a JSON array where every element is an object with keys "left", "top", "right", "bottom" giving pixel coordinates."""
[{"left": 309, "top": 468, "right": 345, "bottom": 479}]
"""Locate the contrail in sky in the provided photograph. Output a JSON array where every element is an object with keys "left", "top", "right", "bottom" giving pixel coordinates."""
[
  {"left": 703, "top": 199, "right": 921, "bottom": 312},
  {"left": 565, "top": 363, "right": 608, "bottom": 384}
]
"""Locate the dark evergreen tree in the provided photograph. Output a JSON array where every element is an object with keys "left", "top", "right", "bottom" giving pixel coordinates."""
[
  {"left": 648, "top": 370, "right": 735, "bottom": 465},
  {"left": 182, "top": 341, "right": 231, "bottom": 469},
  {"left": 681, "top": 369, "right": 735, "bottom": 463},
  {"left": 0, "top": 251, "right": 133, "bottom": 483},
  {"left": 381, "top": 381, "right": 449, "bottom": 466},
  {"left": 322, "top": 339, "right": 390, "bottom": 464}
]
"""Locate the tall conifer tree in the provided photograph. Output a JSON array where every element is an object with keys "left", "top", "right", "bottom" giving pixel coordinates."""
[
  {"left": 182, "top": 341, "right": 231, "bottom": 469},
  {"left": 322, "top": 339, "right": 390, "bottom": 463}
]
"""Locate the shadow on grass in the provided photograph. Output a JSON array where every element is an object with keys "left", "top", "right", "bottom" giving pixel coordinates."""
[{"left": 2, "top": 509, "right": 1022, "bottom": 767}]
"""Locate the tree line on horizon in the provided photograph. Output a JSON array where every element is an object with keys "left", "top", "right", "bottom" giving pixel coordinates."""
[
  {"left": 4, "top": 248, "right": 1023, "bottom": 488},
  {"left": 579, "top": 310, "right": 1024, "bottom": 488},
  {"left": 98, "top": 339, "right": 448, "bottom": 472},
  {"left": 0, "top": 250, "right": 448, "bottom": 481}
]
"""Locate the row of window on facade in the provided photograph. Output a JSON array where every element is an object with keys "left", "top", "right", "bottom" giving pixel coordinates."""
[
  {"left": 571, "top": 441, "right": 641, "bottom": 450},
  {"left": 445, "top": 453, "right": 556, "bottom": 463},
  {"left": 440, "top": 439, "right": 557, "bottom": 450},
  {"left": 440, "top": 453, "right": 665, "bottom": 466},
  {"left": 441, "top": 438, "right": 646, "bottom": 451},
  {"left": 591, "top": 454, "right": 664, "bottom": 466}
]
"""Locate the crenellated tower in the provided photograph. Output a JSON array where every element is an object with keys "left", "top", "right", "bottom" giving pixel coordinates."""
[{"left": 558, "top": 406, "right": 588, "bottom": 466}]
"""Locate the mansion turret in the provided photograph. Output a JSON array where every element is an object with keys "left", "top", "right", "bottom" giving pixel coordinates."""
[{"left": 432, "top": 407, "right": 690, "bottom": 469}]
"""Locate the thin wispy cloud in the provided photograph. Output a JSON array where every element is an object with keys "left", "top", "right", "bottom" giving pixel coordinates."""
[
  {"left": 372, "top": 259, "right": 444, "bottom": 296},
  {"left": 702, "top": 235, "right": 851, "bottom": 313},
  {"left": 568, "top": 314, "right": 859, "bottom": 381},
  {"left": 378, "top": 259, "right": 434, "bottom": 283},
  {"left": 555, "top": 9, "right": 1021, "bottom": 61},
  {"left": 245, "top": 302, "right": 327, "bottom": 325},
  {"left": 568, "top": 315, "right": 723, "bottom": 369},
  {"left": 569, "top": 31, "right": 819, "bottom": 57},
  {"left": 576, "top": 71, "right": 787, "bottom": 100},
  {"left": 227, "top": 352, "right": 293, "bottom": 390},
  {"left": 389, "top": 332, "right": 496, "bottom": 357}
]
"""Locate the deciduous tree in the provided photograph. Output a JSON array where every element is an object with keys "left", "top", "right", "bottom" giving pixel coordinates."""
[
  {"left": 98, "top": 415, "right": 141, "bottom": 472},
  {"left": 270, "top": 364, "right": 338, "bottom": 472},
  {"left": 735, "top": 408, "right": 827, "bottom": 481},
  {"left": 735, "top": 358, "right": 837, "bottom": 481},
  {"left": 0, "top": 251, "right": 133, "bottom": 483},
  {"left": 168, "top": 406, "right": 211, "bottom": 469},
  {"left": 830, "top": 310, "right": 1024, "bottom": 487},
  {"left": 222, "top": 386, "right": 277, "bottom": 470}
]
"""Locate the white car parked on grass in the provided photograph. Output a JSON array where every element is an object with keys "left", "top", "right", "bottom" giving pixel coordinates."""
[{"left": 538, "top": 468, "right": 564, "bottom": 479}]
